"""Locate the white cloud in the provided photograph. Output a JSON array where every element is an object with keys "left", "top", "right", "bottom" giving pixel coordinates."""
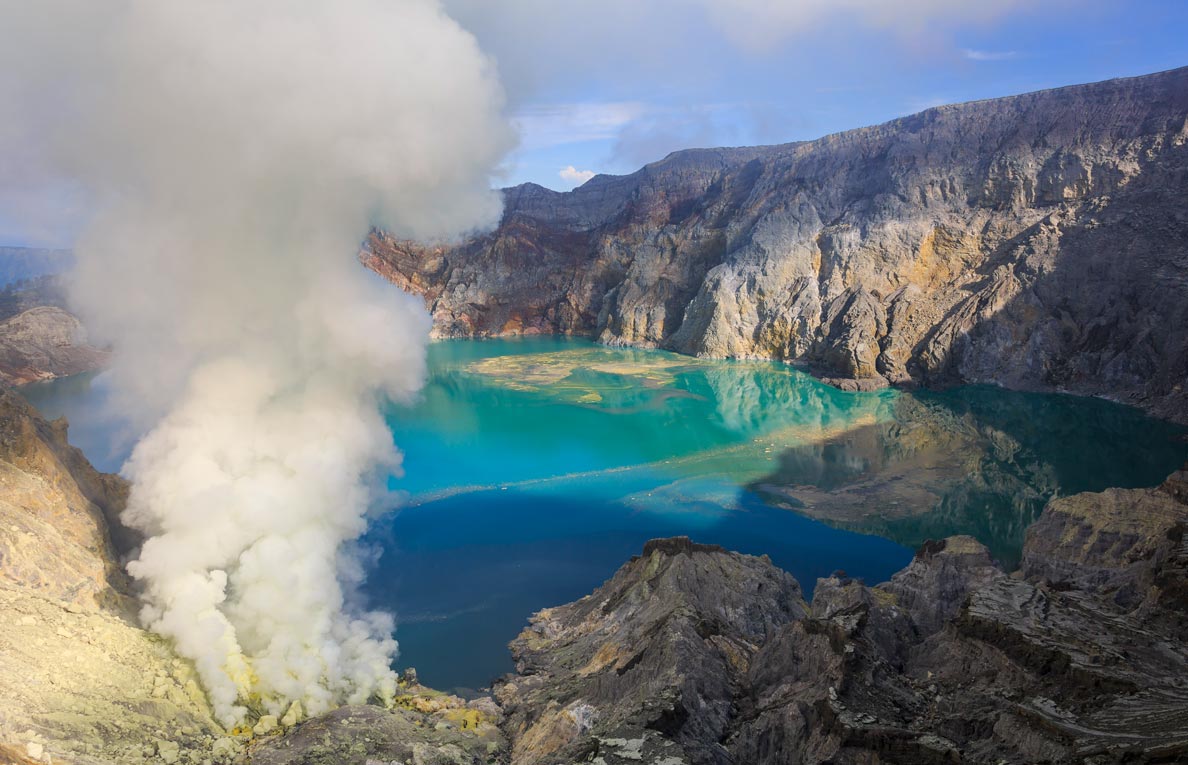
[
  {"left": 559, "top": 165, "right": 596, "bottom": 186},
  {"left": 962, "top": 48, "right": 1020, "bottom": 61},
  {"left": 514, "top": 101, "right": 646, "bottom": 150},
  {"left": 446, "top": 1, "right": 1040, "bottom": 65},
  {"left": 697, "top": 0, "right": 1034, "bottom": 51}
]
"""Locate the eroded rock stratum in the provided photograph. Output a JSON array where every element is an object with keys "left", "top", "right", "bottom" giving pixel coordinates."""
[{"left": 498, "top": 471, "right": 1188, "bottom": 765}]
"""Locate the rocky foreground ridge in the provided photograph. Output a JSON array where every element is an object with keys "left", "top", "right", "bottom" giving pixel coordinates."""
[
  {"left": 495, "top": 474, "right": 1188, "bottom": 765},
  {"left": 367, "top": 66, "right": 1188, "bottom": 421},
  {"left": 3, "top": 385, "right": 1188, "bottom": 763},
  {"left": 0, "top": 386, "right": 220, "bottom": 765}
]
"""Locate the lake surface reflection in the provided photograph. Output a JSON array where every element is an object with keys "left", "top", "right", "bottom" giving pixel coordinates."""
[{"left": 21, "top": 337, "right": 1188, "bottom": 692}]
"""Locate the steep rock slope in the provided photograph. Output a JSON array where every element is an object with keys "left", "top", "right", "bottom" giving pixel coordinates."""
[
  {"left": 496, "top": 469, "right": 1188, "bottom": 764},
  {"left": 0, "top": 388, "right": 225, "bottom": 765},
  {"left": 368, "top": 66, "right": 1188, "bottom": 419}
]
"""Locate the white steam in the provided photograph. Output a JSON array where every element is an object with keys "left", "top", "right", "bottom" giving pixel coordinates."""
[{"left": 0, "top": 0, "right": 513, "bottom": 725}]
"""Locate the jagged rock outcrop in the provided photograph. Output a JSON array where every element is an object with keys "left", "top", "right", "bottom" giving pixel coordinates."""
[
  {"left": 0, "top": 387, "right": 135, "bottom": 604},
  {"left": 496, "top": 538, "right": 806, "bottom": 765},
  {"left": 497, "top": 470, "right": 1188, "bottom": 764},
  {"left": 367, "top": 66, "right": 1188, "bottom": 421}
]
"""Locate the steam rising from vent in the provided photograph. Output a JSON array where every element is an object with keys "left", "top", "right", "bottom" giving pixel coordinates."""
[{"left": 0, "top": 0, "right": 513, "bottom": 725}]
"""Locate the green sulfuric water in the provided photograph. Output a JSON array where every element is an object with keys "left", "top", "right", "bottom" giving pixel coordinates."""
[{"left": 21, "top": 336, "right": 1188, "bottom": 694}]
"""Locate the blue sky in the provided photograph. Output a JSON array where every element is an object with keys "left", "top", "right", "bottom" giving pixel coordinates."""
[
  {"left": 2, "top": 0, "right": 1186, "bottom": 246},
  {"left": 447, "top": 0, "right": 1188, "bottom": 191}
]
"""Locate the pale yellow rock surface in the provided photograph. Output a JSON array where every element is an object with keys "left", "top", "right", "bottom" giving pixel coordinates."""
[{"left": 0, "top": 388, "right": 224, "bottom": 764}]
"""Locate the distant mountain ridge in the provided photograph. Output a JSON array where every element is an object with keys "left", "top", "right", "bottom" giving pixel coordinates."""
[
  {"left": 367, "top": 65, "right": 1188, "bottom": 421},
  {"left": 0, "top": 247, "right": 74, "bottom": 289}
]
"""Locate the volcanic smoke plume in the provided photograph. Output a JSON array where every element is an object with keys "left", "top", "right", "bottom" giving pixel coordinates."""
[{"left": 0, "top": 0, "right": 513, "bottom": 725}]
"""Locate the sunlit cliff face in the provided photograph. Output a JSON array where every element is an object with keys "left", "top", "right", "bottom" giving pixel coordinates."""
[{"left": 0, "top": 0, "right": 514, "bottom": 726}]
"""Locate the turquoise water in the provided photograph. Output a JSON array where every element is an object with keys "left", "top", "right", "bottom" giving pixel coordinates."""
[{"left": 21, "top": 337, "right": 1188, "bottom": 693}]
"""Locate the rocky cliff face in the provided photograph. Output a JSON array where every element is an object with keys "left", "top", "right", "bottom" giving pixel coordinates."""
[
  {"left": 367, "top": 66, "right": 1188, "bottom": 421},
  {"left": 0, "top": 278, "right": 108, "bottom": 386},
  {"left": 494, "top": 470, "right": 1188, "bottom": 764},
  {"left": 0, "top": 306, "right": 109, "bottom": 385},
  {"left": 495, "top": 538, "right": 806, "bottom": 765}
]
